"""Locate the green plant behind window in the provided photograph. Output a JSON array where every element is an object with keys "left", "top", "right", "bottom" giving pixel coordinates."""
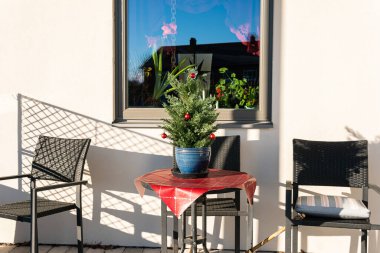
[
  {"left": 215, "top": 67, "right": 258, "bottom": 109},
  {"left": 152, "top": 48, "right": 195, "bottom": 101}
]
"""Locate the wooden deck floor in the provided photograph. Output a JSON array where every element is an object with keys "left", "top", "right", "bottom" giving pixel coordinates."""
[{"left": 0, "top": 246, "right": 242, "bottom": 253}]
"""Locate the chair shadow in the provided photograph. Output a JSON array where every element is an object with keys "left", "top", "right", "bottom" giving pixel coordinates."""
[
  {"left": 345, "top": 126, "right": 380, "bottom": 252},
  {"left": 11, "top": 94, "right": 174, "bottom": 246}
]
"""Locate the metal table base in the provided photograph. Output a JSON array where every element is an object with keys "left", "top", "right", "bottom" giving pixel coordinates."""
[
  {"left": 161, "top": 197, "right": 254, "bottom": 253},
  {"left": 161, "top": 196, "right": 208, "bottom": 253},
  {"left": 181, "top": 196, "right": 208, "bottom": 253}
]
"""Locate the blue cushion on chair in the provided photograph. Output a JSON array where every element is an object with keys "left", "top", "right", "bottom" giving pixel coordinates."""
[{"left": 295, "top": 195, "right": 370, "bottom": 219}]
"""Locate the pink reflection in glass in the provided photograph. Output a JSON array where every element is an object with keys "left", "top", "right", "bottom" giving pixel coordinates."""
[{"left": 161, "top": 22, "right": 177, "bottom": 37}]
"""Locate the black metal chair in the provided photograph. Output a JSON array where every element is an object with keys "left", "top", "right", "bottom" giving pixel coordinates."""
[
  {"left": 0, "top": 135, "right": 91, "bottom": 253},
  {"left": 171, "top": 136, "right": 252, "bottom": 253},
  {"left": 285, "top": 139, "right": 380, "bottom": 253}
]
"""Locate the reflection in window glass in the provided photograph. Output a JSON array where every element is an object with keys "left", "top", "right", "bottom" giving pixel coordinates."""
[{"left": 127, "top": 0, "right": 260, "bottom": 109}]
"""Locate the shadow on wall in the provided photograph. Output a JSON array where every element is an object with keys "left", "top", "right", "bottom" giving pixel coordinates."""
[
  {"left": 221, "top": 127, "right": 281, "bottom": 252},
  {"left": 13, "top": 94, "right": 173, "bottom": 246},
  {"left": 346, "top": 126, "right": 380, "bottom": 253}
]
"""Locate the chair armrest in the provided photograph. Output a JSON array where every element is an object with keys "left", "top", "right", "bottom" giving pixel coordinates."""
[
  {"left": 0, "top": 174, "right": 31, "bottom": 181},
  {"left": 35, "top": 180, "right": 87, "bottom": 192},
  {"left": 369, "top": 184, "right": 380, "bottom": 195},
  {"left": 285, "top": 181, "right": 293, "bottom": 218},
  {"left": 286, "top": 180, "right": 293, "bottom": 190}
]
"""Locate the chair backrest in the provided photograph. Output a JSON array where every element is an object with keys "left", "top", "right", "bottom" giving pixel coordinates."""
[
  {"left": 209, "top": 135, "right": 240, "bottom": 171},
  {"left": 172, "top": 135, "right": 240, "bottom": 171},
  {"left": 31, "top": 135, "right": 91, "bottom": 182},
  {"left": 293, "top": 139, "right": 368, "bottom": 188}
]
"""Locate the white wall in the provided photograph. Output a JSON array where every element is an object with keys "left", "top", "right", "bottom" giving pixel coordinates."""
[
  {"left": 278, "top": 0, "right": 380, "bottom": 252},
  {"left": 0, "top": 0, "right": 380, "bottom": 252}
]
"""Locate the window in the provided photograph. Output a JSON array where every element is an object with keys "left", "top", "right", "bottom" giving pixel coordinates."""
[{"left": 114, "top": 0, "right": 273, "bottom": 127}]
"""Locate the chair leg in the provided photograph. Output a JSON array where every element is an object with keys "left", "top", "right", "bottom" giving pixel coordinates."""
[
  {"left": 30, "top": 219, "right": 38, "bottom": 253},
  {"left": 76, "top": 206, "right": 84, "bottom": 253},
  {"left": 292, "top": 226, "right": 298, "bottom": 253},
  {"left": 285, "top": 220, "right": 292, "bottom": 253},
  {"left": 235, "top": 216, "right": 240, "bottom": 253},
  {"left": 31, "top": 187, "right": 38, "bottom": 253},
  {"left": 361, "top": 229, "right": 367, "bottom": 253}
]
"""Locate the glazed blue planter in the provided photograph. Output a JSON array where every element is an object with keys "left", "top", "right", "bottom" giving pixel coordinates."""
[{"left": 175, "top": 147, "right": 211, "bottom": 174}]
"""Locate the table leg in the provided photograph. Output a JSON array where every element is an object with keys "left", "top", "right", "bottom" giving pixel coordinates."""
[
  {"left": 180, "top": 212, "right": 186, "bottom": 253},
  {"left": 161, "top": 200, "right": 168, "bottom": 253},
  {"left": 248, "top": 202, "right": 253, "bottom": 249},
  {"left": 201, "top": 196, "right": 208, "bottom": 253},
  {"left": 173, "top": 214, "right": 179, "bottom": 253},
  {"left": 191, "top": 202, "right": 197, "bottom": 253}
]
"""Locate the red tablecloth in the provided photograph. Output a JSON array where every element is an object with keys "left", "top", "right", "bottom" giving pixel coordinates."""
[{"left": 134, "top": 168, "right": 257, "bottom": 217}]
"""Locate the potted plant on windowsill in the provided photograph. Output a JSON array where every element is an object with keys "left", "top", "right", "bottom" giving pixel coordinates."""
[
  {"left": 215, "top": 67, "right": 258, "bottom": 109},
  {"left": 161, "top": 68, "right": 219, "bottom": 178}
]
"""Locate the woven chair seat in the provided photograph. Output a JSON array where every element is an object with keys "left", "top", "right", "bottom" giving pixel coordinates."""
[
  {"left": 0, "top": 198, "right": 76, "bottom": 222},
  {"left": 184, "top": 198, "right": 248, "bottom": 216}
]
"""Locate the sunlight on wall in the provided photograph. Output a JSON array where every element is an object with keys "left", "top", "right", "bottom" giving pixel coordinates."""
[
  {"left": 0, "top": 94, "right": 17, "bottom": 114},
  {"left": 100, "top": 212, "right": 135, "bottom": 235},
  {"left": 141, "top": 231, "right": 161, "bottom": 244},
  {"left": 247, "top": 129, "right": 260, "bottom": 141},
  {"left": 140, "top": 195, "right": 161, "bottom": 216}
]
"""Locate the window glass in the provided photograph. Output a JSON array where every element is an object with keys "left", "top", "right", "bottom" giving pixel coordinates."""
[{"left": 127, "top": 0, "right": 261, "bottom": 109}]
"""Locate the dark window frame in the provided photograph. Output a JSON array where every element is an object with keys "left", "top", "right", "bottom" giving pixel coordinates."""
[{"left": 113, "top": 0, "right": 273, "bottom": 128}]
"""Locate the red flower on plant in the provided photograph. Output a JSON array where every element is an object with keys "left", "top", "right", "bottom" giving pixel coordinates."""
[{"left": 216, "top": 87, "right": 222, "bottom": 94}]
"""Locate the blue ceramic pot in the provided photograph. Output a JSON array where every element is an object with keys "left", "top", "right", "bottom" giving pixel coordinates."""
[{"left": 175, "top": 147, "right": 211, "bottom": 174}]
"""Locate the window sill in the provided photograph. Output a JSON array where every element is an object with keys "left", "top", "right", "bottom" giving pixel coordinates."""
[{"left": 112, "top": 119, "right": 273, "bottom": 129}]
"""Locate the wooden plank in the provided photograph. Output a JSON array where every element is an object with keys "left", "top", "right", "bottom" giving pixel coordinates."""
[
  {"left": 9, "top": 246, "right": 29, "bottom": 253},
  {"left": 105, "top": 248, "right": 126, "bottom": 253},
  {"left": 85, "top": 248, "right": 105, "bottom": 253},
  {"left": 48, "top": 246, "right": 73, "bottom": 253},
  {"left": 124, "top": 248, "right": 143, "bottom": 253},
  {"left": 246, "top": 227, "right": 286, "bottom": 253},
  {"left": 0, "top": 245, "right": 16, "bottom": 253}
]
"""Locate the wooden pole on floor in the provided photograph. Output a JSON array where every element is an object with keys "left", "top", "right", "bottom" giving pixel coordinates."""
[{"left": 246, "top": 226, "right": 286, "bottom": 253}]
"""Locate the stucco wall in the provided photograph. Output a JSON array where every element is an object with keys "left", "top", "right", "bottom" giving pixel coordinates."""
[
  {"left": 277, "top": 0, "right": 380, "bottom": 252},
  {"left": 0, "top": 0, "right": 380, "bottom": 252}
]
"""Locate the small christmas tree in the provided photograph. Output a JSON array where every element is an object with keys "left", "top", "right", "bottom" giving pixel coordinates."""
[{"left": 161, "top": 68, "right": 218, "bottom": 148}]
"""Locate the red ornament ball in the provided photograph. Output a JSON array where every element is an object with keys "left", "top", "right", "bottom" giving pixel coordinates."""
[
  {"left": 161, "top": 133, "right": 167, "bottom": 139},
  {"left": 209, "top": 133, "right": 216, "bottom": 140},
  {"left": 184, "top": 112, "right": 191, "bottom": 121},
  {"left": 189, "top": 72, "right": 196, "bottom": 79}
]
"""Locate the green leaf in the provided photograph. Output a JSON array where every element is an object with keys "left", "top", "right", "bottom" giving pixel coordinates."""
[
  {"left": 219, "top": 67, "right": 228, "bottom": 73},
  {"left": 152, "top": 51, "right": 158, "bottom": 71},
  {"left": 158, "top": 48, "right": 163, "bottom": 72}
]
